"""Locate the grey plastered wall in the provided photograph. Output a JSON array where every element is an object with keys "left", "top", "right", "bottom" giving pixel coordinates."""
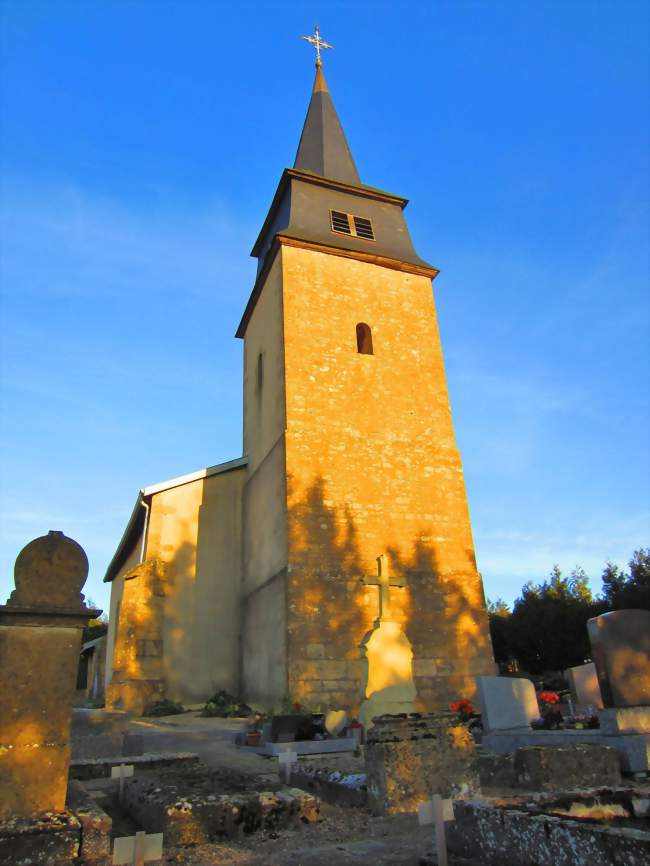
[
  {"left": 158, "top": 467, "right": 246, "bottom": 704},
  {"left": 241, "top": 571, "right": 288, "bottom": 707}
]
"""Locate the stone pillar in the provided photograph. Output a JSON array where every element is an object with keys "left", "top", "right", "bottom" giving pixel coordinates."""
[
  {"left": 105, "top": 559, "right": 167, "bottom": 715},
  {"left": 358, "top": 618, "right": 418, "bottom": 729},
  {"left": 0, "top": 531, "right": 100, "bottom": 818}
]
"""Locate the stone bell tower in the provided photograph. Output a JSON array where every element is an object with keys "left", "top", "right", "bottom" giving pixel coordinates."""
[{"left": 237, "top": 49, "right": 495, "bottom": 711}]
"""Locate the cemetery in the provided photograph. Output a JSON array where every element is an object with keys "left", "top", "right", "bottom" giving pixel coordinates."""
[
  {"left": 0, "top": 531, "right": 648, "bottom": 865},
  {"left": 1, "top": 12, "right": 648, "bottom": 866}
]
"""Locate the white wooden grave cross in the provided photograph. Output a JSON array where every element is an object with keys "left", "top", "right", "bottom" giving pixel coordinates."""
[
  {"left": 362, "top": 554, "right": 407, "bottom": 621},
  {"left": 112, "top": 830, "right": 163, "bottom": 866},
  {"left": 111, "top": 763, "right": 134, "bottom": 800},
  {"left": 417, "top": 794, "right": 455, "bottom": 866},
  {"left": 278, "top": 748, "right": 298, "bottom": 784}
]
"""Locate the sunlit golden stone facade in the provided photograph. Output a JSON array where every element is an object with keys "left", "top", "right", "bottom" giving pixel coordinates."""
[
  {"left": 240, "top": 242, "right": 495, "bottom": 712},
  {"left": 105, "top": 464, "right": 245, "bottom": 715},
  {"left": 105, "top": 63, "right": 495, "bottom": 715}
]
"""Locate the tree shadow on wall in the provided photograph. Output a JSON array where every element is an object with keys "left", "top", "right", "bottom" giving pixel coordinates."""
[{"left": 286, "top": 475, "right": 494, "bottom": 708}]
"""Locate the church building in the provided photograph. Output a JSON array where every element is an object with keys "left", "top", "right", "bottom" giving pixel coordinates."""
[{"left": 104, "top": 48, "right": 495, "bottom": 717}]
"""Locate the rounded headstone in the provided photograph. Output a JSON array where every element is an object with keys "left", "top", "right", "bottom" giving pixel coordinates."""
[
  {"left": 9, "top": 530, "right": 89, "bottom": 609},
  {"left": 325, "top": 709, "right": 349, "bottom": 736}
]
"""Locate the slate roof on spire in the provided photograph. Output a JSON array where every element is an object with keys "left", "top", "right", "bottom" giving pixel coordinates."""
[
  {"left": 293, "top": 66, "right": 361, "bottom": 185},
  {"left": 236, "top": 59, "right": 439, "bottom": 338}
]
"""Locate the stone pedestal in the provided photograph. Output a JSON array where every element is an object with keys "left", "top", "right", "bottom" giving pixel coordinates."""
[
  {"left": 482, "top": 727, "right": 650, "bottom": 773},
  {"left": 599, "top": 706, "right": 650, "bottom": 735},
  {"left": 364, "top": 713, "right": 478, "bottom": 815},
  {"left": 479, "top": 744, "right": 621, "bottom": 792},
  {"left": 359, "top": 617, "right": 417, "bottom": 729},
  {"left": 0, "top": 812, "right": 81, "bottom": 866},
  {"left": 0, "top": 532, "right": 99, "bottom": 819}
]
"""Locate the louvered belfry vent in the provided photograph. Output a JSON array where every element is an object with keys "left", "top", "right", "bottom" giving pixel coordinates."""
[
  {"left": 353, "top": 216, "right": 374, "bottom": 240},
  {"left": 330, "top": 210, "right": 375, "bottom": 241},
  {"left": 330, "top": 210, "right": 352, "bottom": 235}
]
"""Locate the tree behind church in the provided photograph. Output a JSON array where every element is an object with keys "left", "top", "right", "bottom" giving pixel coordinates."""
[
  {"left": 600, "top": 549, "right": 650, "bottom": 610},
  {"left": 488, "top": 550, "right": 650, "bottom": 674},
  {"left": 506, "top": 566, "right": 594, "bottom": 673}
]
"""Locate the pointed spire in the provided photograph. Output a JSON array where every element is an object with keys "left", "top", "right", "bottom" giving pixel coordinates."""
[{"left": 293, "top": 65, "right": 361, "bottom": 185}]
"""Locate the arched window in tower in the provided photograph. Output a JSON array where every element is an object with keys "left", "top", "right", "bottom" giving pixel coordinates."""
[{"left": 356, "top": 323, "right": 374, "bottom": 355}]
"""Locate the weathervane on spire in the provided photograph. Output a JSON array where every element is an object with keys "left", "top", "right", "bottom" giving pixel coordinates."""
[{"left": 301, "top": 24, "right": 333, "bottom": 67}]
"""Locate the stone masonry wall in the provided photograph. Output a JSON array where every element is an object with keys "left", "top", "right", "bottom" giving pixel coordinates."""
[
  {"left": 280, "top": 245, "right": 495, "bottom": 712},
  {"left": 365, "top": 713, "right": 479, "bottom": 815}
]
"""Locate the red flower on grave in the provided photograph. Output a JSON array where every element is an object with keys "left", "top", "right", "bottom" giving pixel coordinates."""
[
  {"left": 537, "top": 691, "right": 560, "bottom": 705},
  {"left": 450, "top": 699, "right": 475, "bottom": 716}
]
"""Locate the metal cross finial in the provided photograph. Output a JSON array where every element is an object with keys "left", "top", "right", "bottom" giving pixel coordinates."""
[{"left": 301, "top": 24, "right": 333, "bottom": 67}]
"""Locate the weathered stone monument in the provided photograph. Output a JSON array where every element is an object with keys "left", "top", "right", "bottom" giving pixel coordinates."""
[
  {"left": 364, "top": 713, "right": 479, "bottom": 815},
  {"left": 587, "top": 609, "right": 650, "bottom": 709},
  {"left": 0, "top": 531, "right": 100, "bottom": 819},
  {"left": 587, "top": 609, "right": 650, "bottom": 767},
  {"left": 359, "top": 554, "right": 417, "bottom": 729},
  {"left": 107, "top": 558, "right": 167, "bottom": 715}
]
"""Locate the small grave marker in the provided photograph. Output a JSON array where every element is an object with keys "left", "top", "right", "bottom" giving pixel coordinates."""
[
  {"left": 111, "top": 763, "right": 134, "bottom": 799},
  {"left": 476, "top": 675, "right": 539, "bottom": 731},
  {"left": 417, "top": 794, "right": 454, "bottom": 866},
  {"left": 278, "top": 748, "right": 298, "bottom": 783},
  {"left": 113, "top": 830, "right": 163, "bottom": 866}
]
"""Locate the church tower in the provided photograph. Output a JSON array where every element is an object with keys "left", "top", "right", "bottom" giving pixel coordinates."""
[{"left": 238, "top": 50, "right": 495, "bottom": 712}]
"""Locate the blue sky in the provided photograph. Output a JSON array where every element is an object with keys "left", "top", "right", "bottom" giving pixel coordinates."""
[{"left": 1, "top": 0, "right": 648, "bottom": 614}]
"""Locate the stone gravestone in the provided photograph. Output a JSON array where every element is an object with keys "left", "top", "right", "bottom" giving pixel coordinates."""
[
  {"left": 359, "top": 554, "right": 417, "bottom": 729},
  {"left": 587, "top": 609, "right": 650, "bottom": 708},
  {"left": 365, "top": 713, "right": 478, "bottom": 816},
  {"left": 0, "top": 531, "right": 100, "bottom": 818},
  {"left": 476, "top": 676, "right": 539, "bottom": 731},
  {"left": 588, "top": 609, "right": 650, "bottom": 740},
  {"left": 566, "top": 662, "right": 603, "bottom": 710}
]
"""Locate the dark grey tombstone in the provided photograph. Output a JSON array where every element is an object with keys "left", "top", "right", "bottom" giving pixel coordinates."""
[{"left": 587, "top": 609, "right": 650, "bottom": 708}]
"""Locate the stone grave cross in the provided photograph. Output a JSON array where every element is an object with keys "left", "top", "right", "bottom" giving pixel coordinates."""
[
  {"left": 363, "top": 554, "right": 406, "bottom": 621},
  {"left": 111, "top": 763, "right": 134, "bottom": 799},
  {"left": 112, "top": 830, "right": 163, "bottom": 866},
  {"left": 417, "top": 794, "right": 455, "bottom": 866},
  {"left": 278, "top": 747, "right": 298, "bottom": 784},
  {"left": 358, "top": 552, "right": 416, "bottom": 728}
]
